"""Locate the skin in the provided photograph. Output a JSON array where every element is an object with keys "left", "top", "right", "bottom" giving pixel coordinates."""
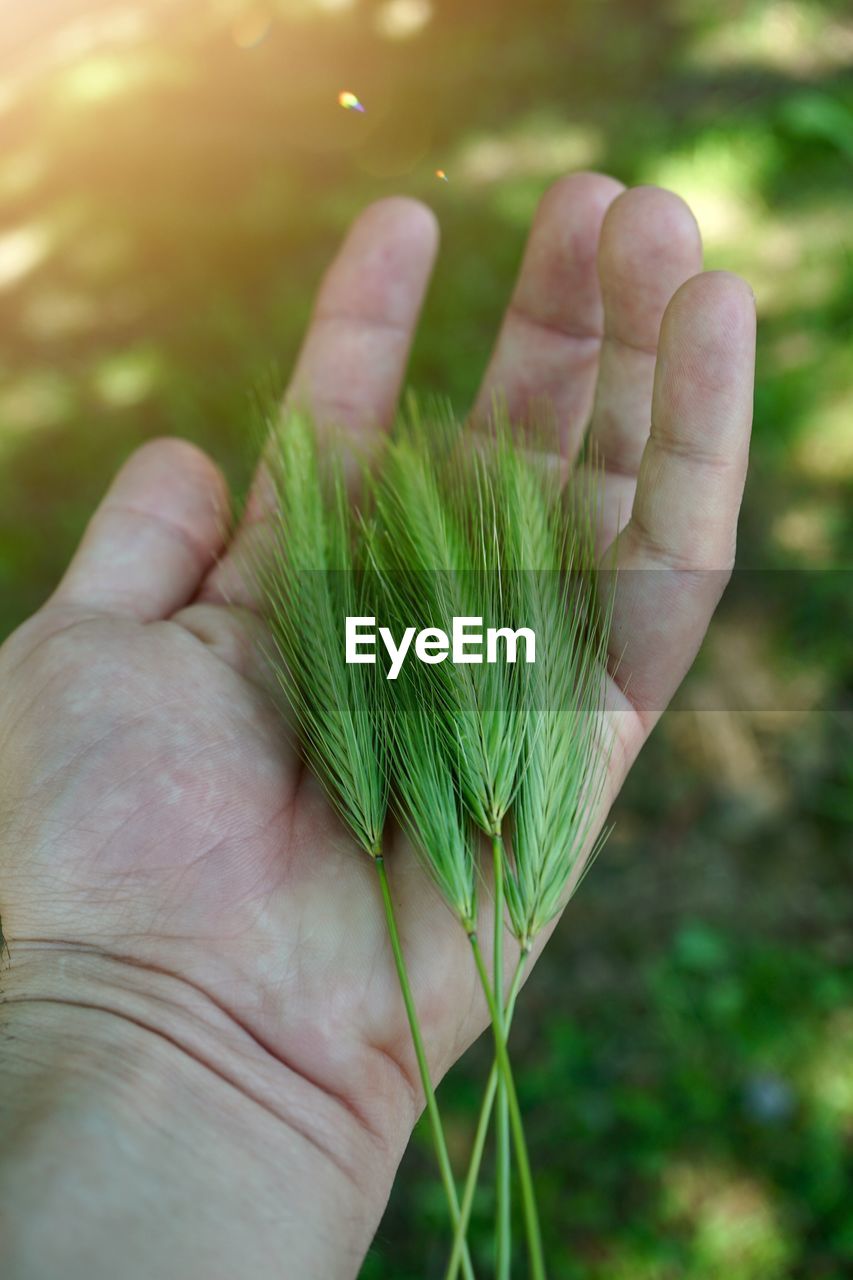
[{"left": 0, "top": 175, "right": 755, "bottom": 1279}]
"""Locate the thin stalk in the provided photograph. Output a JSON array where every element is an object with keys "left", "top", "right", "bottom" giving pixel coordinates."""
[
  {"left": 493, "top": 835, "right": 511, "bottom": 1280},
  {"left": 444, "top": 952, "right": 527, "bottom": 1280},
  {"left": 375, "top": 856, "right": 476, "bottom": 1280},
  {"left": 470, "top": 934, "right": 547, "bottom": 1280}
]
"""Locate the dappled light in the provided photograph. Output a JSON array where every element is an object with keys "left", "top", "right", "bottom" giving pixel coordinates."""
[
  {"left": 0, "top": 369, "right": 74, "bottom": 442},
  {"left": 42, "top": 4, "right": 151, "bottom": 62},
  {"left": 772, "top": 499, "right": 839, "bottom": 562},
  {"left": 57, "top": 52, "right": 152, "bottom": 105},
  {"left": 456, "top": 119, "right": 604, "bottom": 187},
  {"left": 0, "top": 222, "right": 54, "bottom": 290},
  {"left": 19, "top": 285, "right": 103, "bottom": 341},
  {"left": 802, "top": 1008, "right": 853, "bottom": 1129},
  {"left": 374, "top": 0, "right": 433, "bottom": 41},
  {"left": 648, "top": 133, "right": 767, "bottom": 246},
  {"left": 793, "top": 382, "right": 853, "bottom": 481},
  {"left": 662, "top": 1159, "right": 793, "bottom": 1279},
  {"left": 686, "top": 0, "right": 853, "bottom": 75},
  {"left": 91, "top": 346, "right": 164, "bottom": 408}
]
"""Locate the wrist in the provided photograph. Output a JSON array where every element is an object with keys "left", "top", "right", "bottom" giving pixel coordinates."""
[{"left": 0, "top": 945, "right": 401, "bottom": 1280}]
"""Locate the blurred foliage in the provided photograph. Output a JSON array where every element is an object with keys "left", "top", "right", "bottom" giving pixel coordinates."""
[{"left": 0, "top": 0, "right": 850, "bottom": 1276}]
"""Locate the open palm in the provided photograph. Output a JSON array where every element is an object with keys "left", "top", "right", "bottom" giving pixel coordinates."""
[{"left": 0, "top": 177, "right": 754, "bottom": 1251}]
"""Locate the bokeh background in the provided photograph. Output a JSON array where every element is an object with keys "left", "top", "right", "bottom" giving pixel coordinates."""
[{"left": 0, "top": 1, "right": 851, "bottom": 1276}]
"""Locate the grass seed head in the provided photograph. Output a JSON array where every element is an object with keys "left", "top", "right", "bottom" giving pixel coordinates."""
[{"left": 261, "top": 408, "right": 388, "bottom": 857}]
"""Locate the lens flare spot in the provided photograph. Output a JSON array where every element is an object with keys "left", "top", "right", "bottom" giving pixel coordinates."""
[
  {"left": 338, "top": 90, "right": 365, "bottom": 112},
  {"left": 435, "top": 168, "right": 448, "bottom": 181}
]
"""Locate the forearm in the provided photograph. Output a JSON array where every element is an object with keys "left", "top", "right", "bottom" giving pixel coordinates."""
[{"left": 0, "top": 949, "right": 397, "bottom": 1280}]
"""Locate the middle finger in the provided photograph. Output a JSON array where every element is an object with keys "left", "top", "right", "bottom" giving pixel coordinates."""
[{"left": 471, "top": 172, "right": 623, "bottom": 454}]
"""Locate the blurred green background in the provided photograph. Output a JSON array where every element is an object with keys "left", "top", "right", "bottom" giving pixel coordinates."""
[{"left": 0, "top": 0, "right": 850, "bottom": 1276}]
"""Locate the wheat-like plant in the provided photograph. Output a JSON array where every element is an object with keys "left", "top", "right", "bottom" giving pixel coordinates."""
[
  {"left": 388, "top": 681, "right": 478, "bottom": 932},
  {"left": 372, "top": 401, "right": 527, "bottom": 837},
  {"left": 258, "top": 399, "right": 613, "bottom": 1280},
  {"left": 494, "top": 430, "right": 612, "bottom": 949},
  {"left": 371, "top": 404, "right": 541, "bottom": 1276},
  {"left": 259, "top": 409, "right": 475, "bottom": 1280},
  {"left": 262, "top": 410, "right": 386, "bottom": 853}
]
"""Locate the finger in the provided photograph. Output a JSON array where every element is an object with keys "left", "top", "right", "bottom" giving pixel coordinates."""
[
  {"left": 584, "top": 186, "right": 703, "bottom": 549},
  {"left": 472, "top": 172, "right": 624, "bottom": 452},
  {"left": 53, "top": 439, "right": 229, "bottom": 621},
  {"left": 202, "top": 197, "right": 439, "bottom": 609},
  {"left": 286, "top": 196, "right": 439, "bottom": 439},
  {"left": 605, "top": 271, "right": 756, "bottom": 756}
]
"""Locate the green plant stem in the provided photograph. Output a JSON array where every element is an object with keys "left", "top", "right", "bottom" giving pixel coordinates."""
[
  {"left": 470, "top": 933, "right": 547, "bottom": 1280},
  {"left": 492, "top": 835, "right": 511, "bottom": 1280},
  {"left": 444, "top": 951, "right": 527, "bottom": 1280},
  {"left": 375, "top": 855, "right": 476, "bottom": 1280}
]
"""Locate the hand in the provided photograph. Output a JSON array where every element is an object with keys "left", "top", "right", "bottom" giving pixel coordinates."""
[{"left": 0, "top": 176, "right": 754, "bottom": 1279}]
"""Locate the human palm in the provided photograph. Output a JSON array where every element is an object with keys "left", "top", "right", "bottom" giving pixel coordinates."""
[{"left": 0, "top": 176, "right": 754, "bottom": 1190}]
